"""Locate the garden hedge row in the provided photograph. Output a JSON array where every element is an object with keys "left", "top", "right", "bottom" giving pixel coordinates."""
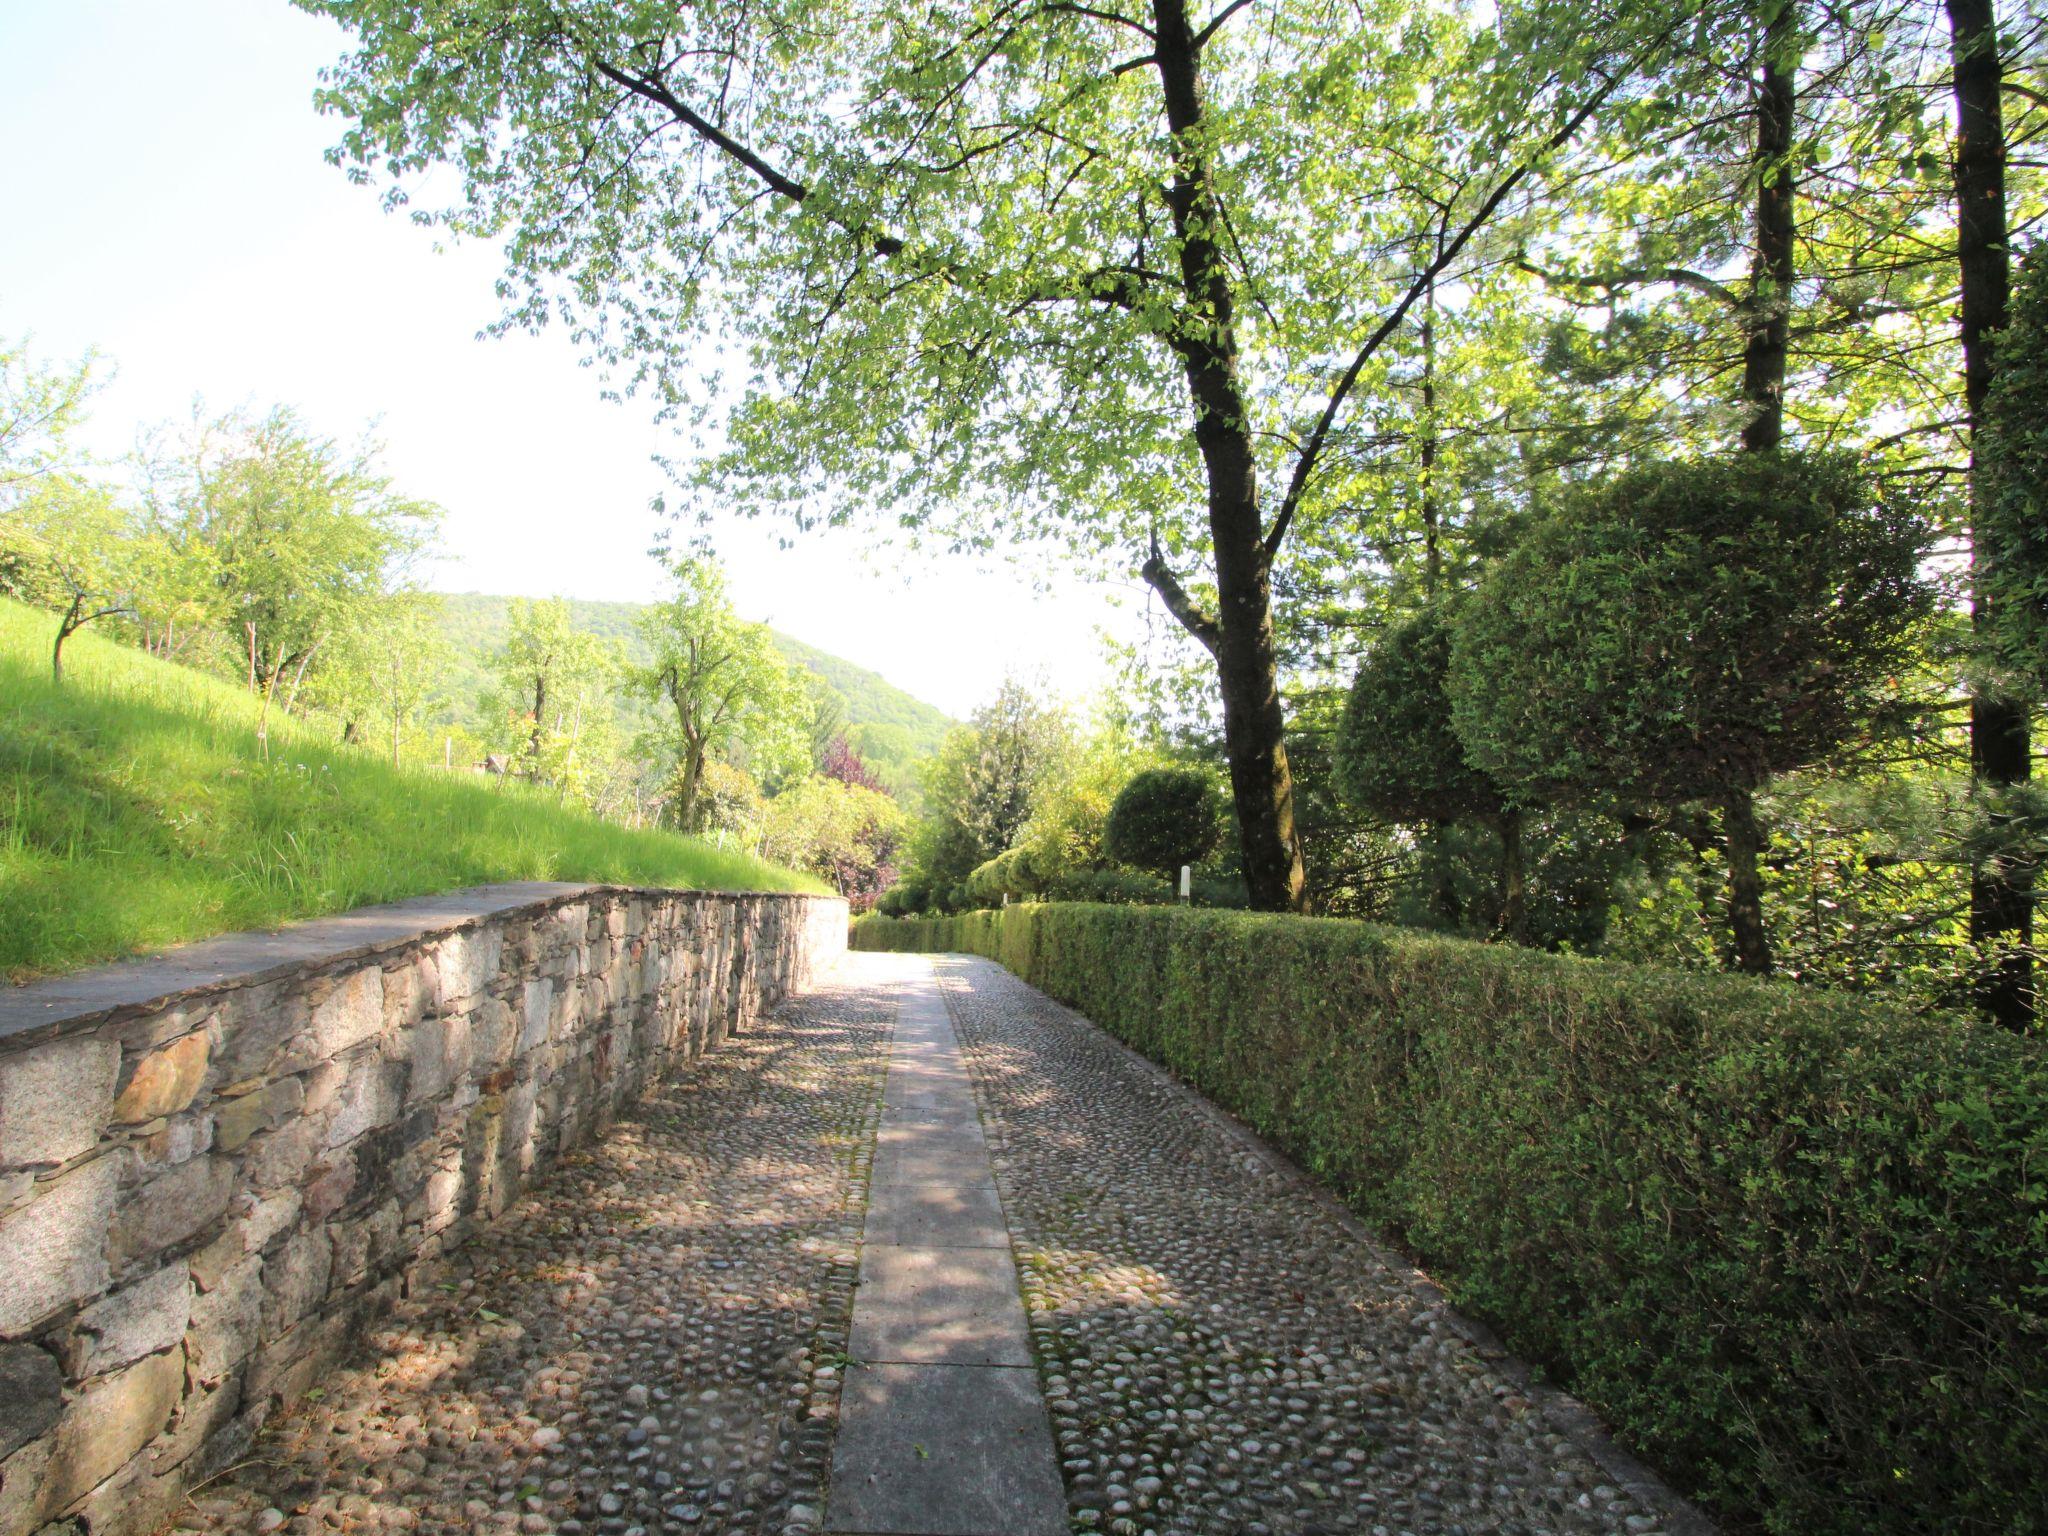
[{"left": 852, "top": 903, "right": 2048, "bottom": 1536}]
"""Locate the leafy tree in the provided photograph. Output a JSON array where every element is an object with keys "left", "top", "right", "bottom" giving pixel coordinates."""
[
  {"left": 904, "top": 681, "right": 1072, "bottom": 895},
  {"left": 301, "top": 0, "right": 1687, "bottom": 912},
  {"left": 1450, "top": 452, "right": 1934, "bottom": 973},
  {"left": 314, "top": 591, "right": 447, "bottom": 763},
  {"left": 761, "top": 776, "right": 908, "bottom": 910},
  {"left": 1983, "top": 245, "right": 2048, "bottom": 687},
  {"left": 820, "top": 735, "right": 886, "bottom": 795},
  {"left": 636, "top": 557, "right": 809, "bottom": 830},
  {"left": 494, "top": 596, "right": 621, "bottom": 790},
  {"left": 683, "top": 760, "right": 766, "bottom": 839},
  {"left": 1104, "top": 767, "right": 1222, "bottom": 882},
  {"left": 0, "top": 478, "right": 135, "bottom": 683},
  {"left": 1339, "top": 609, "right": 1528, "bottom": 937},
  {"left": 0, "top": 338, "right": 94, "bottom": 504},
  {"left": 1013, "top": 716, "right": 1166, "bottom": 892},
  {"left": 1947, "top": 0, "right": 2034, "bottom": 1029},
  {"left": 158, "top": 406, "right": 437, "bottom": 751}
]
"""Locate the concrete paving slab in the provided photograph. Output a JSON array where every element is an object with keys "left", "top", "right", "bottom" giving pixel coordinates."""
[
  {"left": 825, "top": 1363, "right": 1066, "bottom": 1536},
  {"left": 849, "top": 1245, "right": 1033, "bottom": 1366},
  {"left": 866, "top": 1180, "right": 1009, "bottom": 1248},
  {"left": 871, "top": 1121, "right": 989, "bottom": 1185}
]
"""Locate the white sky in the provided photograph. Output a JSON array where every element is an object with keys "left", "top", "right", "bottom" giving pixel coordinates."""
[{"left": 0, "top": 0, "right": 1146, "bottom": 718}]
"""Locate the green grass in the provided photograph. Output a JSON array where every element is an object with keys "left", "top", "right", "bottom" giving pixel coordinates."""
[{"left": 0, "top": 599, "right": 827, "bottom": 981}]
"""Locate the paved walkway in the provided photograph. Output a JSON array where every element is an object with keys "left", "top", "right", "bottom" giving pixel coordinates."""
[{"left": 185, "top": 953, "right": 1700, "bottom": 1536}]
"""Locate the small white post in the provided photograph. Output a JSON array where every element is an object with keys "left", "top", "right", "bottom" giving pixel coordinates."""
[
  {"left": 1179, "top": 864, "right": 1192, "bottom": 904},
  {"left": 444, "top": 736, "right": 452, "bottom": 770}
]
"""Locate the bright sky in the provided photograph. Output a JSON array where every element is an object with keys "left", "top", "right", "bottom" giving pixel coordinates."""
[{"left": 0, "top": 0, "right": 1147, "bottom": 718}]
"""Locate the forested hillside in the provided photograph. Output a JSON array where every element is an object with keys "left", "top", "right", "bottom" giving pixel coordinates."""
[{"left": 428, "top": 592, "right": 953, "bottom": 800}]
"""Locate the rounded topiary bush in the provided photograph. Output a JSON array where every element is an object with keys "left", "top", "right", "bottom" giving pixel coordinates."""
[{"left": 1104, "top": 767, "right": 1221, "bottom": 879}]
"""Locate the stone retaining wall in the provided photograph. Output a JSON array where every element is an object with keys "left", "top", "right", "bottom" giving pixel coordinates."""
[{"left": 0, "top": 883, "right": 847, "bottom": 1536}]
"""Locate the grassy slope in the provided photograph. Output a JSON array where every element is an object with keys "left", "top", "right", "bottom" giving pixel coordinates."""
[{"left": 0, "top": 599, "right": 825, "bottom": 981}]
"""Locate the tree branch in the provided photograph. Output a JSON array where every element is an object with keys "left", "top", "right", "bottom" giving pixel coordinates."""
[
  {"left": 1512, "top": 254, "right": 1741, "bottom": 308},
  {"left": 1140, "top": 533, "right": 1221, "bottom": 653},
  {"left": 1263, "top": 68, "right": 1625, "bottom": 561},
  {"left": 1192, "top": 0, "right": 1256, "bottom": 50},
  {"left": 589, "top": 55, "right": 906, "bottom": 256}
]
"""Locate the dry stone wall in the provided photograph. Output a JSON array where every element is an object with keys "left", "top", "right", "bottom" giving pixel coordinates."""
[{"left": 0, "top": 883, "right": 847, "bottom": 1536}]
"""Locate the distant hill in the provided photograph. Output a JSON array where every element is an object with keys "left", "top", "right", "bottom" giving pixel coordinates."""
[{"left": 427, "top": 592, "right": 955, "bottom": 803}]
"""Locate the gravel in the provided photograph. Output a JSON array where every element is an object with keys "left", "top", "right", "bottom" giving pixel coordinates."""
[
  {"left": 933, "top": 954, "right": 1671, "bottom": 1536},
  {"left": 178, "top": 974, "right": 886, "bottom": 1536}
]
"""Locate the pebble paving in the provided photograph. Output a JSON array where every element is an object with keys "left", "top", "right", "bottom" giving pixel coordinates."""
[{"left": 182, "top": 953, "right": 1699, "bottom": 1536}]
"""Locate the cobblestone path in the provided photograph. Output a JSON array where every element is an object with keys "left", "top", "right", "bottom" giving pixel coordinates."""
[{"left": 182, "top": 954, "right": 1702, "bottom": 1536}]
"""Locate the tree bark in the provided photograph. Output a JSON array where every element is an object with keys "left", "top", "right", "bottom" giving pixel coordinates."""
[
  {"left": 1421, "top": 278, "right": 1442, "bottom": 593},
  {"left": 1429, "top": 821, "right": 1463, "bottom": 928},
  {"left": 1720, "top": 786, "right": 1774, "bottom": 974},
  {"left": 1740, "top": 0, "right": 1797, "bottom": 451},
  {"left": 528, "top": 671, "right": 548, "bottom": 775},
  {"left": 1495, "top": 810, "right": 1528, "bottom": 942},
  {"left": 675, "top": 739, "right": 707, "bottom": 831},
  {"left": 1148, "top": 0, "right": 1306, "bottom": 912},
  {"left": 1947, "top": 0, "right": 2034, "bottom": 1030}
]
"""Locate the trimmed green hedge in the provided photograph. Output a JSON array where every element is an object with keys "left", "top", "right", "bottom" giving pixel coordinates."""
[{"left": 853, "top": 904, "right": 2048, "bottom": 1536}]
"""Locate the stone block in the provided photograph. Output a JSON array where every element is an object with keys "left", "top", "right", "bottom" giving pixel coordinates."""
[
  {"left": 0, "top": 1035, "right": 118, "bottom": 1169},
  {"left": 111, "top": 1031, "right": 212, "bottom": 1126},
  {"left": 238, "top": 1186, "right": 302, "bottom": 1255},
  {"left": 0, "top": 1153, "right": 121, "bottom": 1336},
  {"left": 301, "top": 1153, "right": 356, "bottom": 1222},
  {"left": 431, "top": 927, "right": 502, "bottom": 1007},
  {"left": 260, "top": 1229, "right": 331, "bottom": 1342},
  {"left": 184, "top": 1254, "right": 262, "bottom": 1386},
  {"left": 137, "top": 1111, "right": 212, "bottom": 1168},
  {"left": 330, "top": 1200, "right": 400, "bottom": 1288},
  {"left": 380, "top": 959, "right": 430, "bottom": 1034},
  {"left": 213, "top": 1075, "right": 302, "bottom": 1153},
  {"left": 109, "top": 1155, "right": 233, "bottom": 1270},
  {"left": 38, "top": 1345, "right": 183, "bottom": 1518},
  {"left": 519, "top": 977, "right": 554, "bottom": 1053},
  {"left": 323, "top": 1056, "right": 401, "bottom": 1149},
  {"left": 70, "top": 1265, "right": 191, "bottom": 1377},
  {"left": 239, "top": 1116, "right": 321, "bottom": 1192},
  {"left": 0, "top": 1343, "right": 62, "bottom": 1459},
  {"left": 308, "top": 967, "right": 385, "bottom": 1060},
  {"left": 405, "top": 1012, "right": 472, "bottom": 1105},
  {"left": 469, "top": 996, "right": 518, "bottom": 1071},
  {"left": 0, "top": 1436, "right": 53, "bottom": 1536},
  {"left": 149, "top": 1373, "right": 241, "bottom": 1473},
  {"left": 211, "top": 982, "right": 307, "bottom": 1082}
]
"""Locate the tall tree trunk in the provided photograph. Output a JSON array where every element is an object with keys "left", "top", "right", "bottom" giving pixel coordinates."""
[
  {"left": 1421, "top": 277, "right": 1442, "bottom": 593},
  {"left": 1741, "top": 0, "right": 1798, "bottom": 451},
  {"left": 1429, "top": 821, "right": 1463, "bottom": 928},
  {"left": 52, "top": 595, "right": 83, "bottom": 685},
  {"left": 1948, "top": 0, "right": 2034, "bottom": 1030},
  {"left": 675, "top": 739, "right": 707, "bottom": 831},
  {"left": 1710, "top": 2, "right": 1801, "bottom": 968},
  {"left": 528, "top": 672, "right": 548, "bottom": 775},
  {"left": 1148, "top": 0, "right": 1306, "bottom": 912},
  {"left": 1720, "top": 786, "right": 1774, "bottom": 974},
  {"left": 1495, "top": 810, "right": 1527, "bottom": 942}
]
